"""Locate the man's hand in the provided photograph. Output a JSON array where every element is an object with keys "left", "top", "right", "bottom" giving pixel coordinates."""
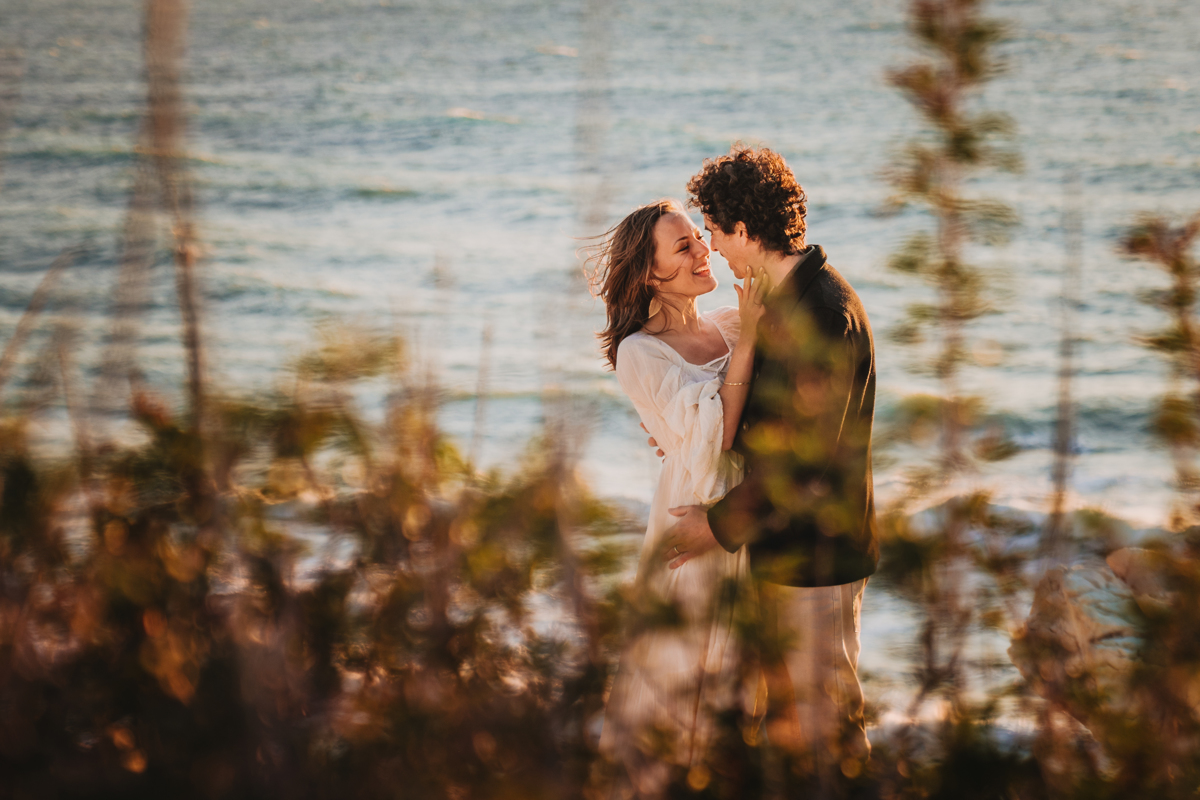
[
  {"left": 640, "top": 423, "right": 664, "bottom": 458},
  {"left": 662, "top": 505, "right": 720, "bottom": 569}
]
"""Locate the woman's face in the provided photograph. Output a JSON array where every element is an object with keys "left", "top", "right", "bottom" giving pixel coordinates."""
[{"left": 648, "top": 210, "right": 716, "bottom": 299}]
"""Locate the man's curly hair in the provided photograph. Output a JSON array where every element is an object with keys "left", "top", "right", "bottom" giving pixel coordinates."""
[{"left": 686, "top": 145, "right": 807, "bottom": 255}]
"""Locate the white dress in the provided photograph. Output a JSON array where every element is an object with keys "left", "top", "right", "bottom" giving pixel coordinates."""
[{"left": 600, "top": 305, "right": 752, "bottom": 780}]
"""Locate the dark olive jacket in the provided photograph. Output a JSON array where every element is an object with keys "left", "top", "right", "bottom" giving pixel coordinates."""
[{"left": 708, "top": 245, "right": 879, "bottom": 587}]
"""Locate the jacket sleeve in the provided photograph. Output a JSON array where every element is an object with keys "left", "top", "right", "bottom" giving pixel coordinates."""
[{"left": 708, "top": 307, "right": 857, "bottom": 553}]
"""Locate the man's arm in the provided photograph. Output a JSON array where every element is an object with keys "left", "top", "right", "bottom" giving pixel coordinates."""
[
  {"left": 707, "top": 306, "right": 857, "bottom": 555},
  {"left": 707, "top": 469, "right": 763, "bottom": 553}
]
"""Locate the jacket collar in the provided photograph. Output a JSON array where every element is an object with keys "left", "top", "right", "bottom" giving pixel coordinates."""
[{"left": 769, "top": 244, "right": 826, "bottom": 309}]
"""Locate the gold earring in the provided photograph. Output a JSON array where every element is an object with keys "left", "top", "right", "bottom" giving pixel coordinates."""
[{"left": 648, "top": 297, "right": 663, "bottom": 319}]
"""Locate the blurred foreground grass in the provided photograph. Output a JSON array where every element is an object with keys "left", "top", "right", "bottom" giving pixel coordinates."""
[
  {"left": 4, "top": 0, "right": 1200, "bottom": 798},
  {"left": 0, "top": 322, "right": 637, "bottom": 798}
]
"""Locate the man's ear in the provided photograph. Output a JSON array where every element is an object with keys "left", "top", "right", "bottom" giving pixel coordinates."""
[{"left": 733, "top": 221, "right": 749, "bottom": 240}]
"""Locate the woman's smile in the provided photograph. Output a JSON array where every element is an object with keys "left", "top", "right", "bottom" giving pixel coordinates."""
[{"left": 649, "top": 211, "right": 718, "bottom": 298}]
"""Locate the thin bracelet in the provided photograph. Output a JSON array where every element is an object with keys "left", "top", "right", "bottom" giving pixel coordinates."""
[{"left": 723, "top": 380, "right": 749, "bottom": 386}]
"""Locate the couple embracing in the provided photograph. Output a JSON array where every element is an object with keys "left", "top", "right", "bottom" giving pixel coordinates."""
[{"left": 589, "top": 145, "right": 879, "bottom": 795}]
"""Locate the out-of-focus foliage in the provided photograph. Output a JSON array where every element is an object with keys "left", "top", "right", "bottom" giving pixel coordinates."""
[
  {"left": 877, "top": 0, "right": 1029, "bottom": 745},
  {"left": 0, "top": 4, "right": 640, "bottom": 794},
  {"left": 1017, "top": 213, "right": 1200, "bottom": 799},
  {"left": 0, "top": 324, "right": 636, "bottom": 799},
  {"left": 1120, "top": 214, "right": 1200, "bottom": 530},
  {"left": 7, "top": 0, "right": 1200, "bottom": 797}
]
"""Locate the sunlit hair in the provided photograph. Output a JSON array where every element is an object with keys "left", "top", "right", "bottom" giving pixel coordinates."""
[
  {"left": 687, "top": 144, "right": 806, "bottom": 256},
  {"left": 584, "top": 198, "right": 684, "bottom": 369}
]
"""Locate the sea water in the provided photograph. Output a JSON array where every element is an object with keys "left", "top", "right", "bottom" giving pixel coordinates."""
[{"left": 3, "top": 0, "right": 1199, "bottom": 709}]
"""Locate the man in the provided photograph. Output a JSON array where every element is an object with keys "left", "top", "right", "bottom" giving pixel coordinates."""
[{"left": 662, "top": 145, "right": 879, "bottom": 786}]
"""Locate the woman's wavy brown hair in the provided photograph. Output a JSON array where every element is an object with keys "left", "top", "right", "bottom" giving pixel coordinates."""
[
  {"left": 686, "top": 144, "right": 807, "bottom": 256},
  {"left": 585, "top": 198, "right": 682, "bottom": 369}
]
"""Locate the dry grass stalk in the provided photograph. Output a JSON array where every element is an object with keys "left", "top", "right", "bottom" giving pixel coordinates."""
[{"left": 0, "top": 247, "right": 80, "bottom": 400}]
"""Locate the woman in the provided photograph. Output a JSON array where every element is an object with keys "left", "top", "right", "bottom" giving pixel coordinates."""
[{"left": 587, "top": 199, "right": 765, "bottom": 793}]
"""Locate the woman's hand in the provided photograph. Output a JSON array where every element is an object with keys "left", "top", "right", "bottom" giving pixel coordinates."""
[
  {"left": 640, "top": 422, "right": 665, "bottom": 458},
  {"left": 733, "top": 267, "right": 768, "bottom": 332}
]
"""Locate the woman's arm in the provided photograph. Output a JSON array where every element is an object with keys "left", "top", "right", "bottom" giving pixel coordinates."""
[{"left": 717, "top": 269, "right": 767, "bottom": 450}]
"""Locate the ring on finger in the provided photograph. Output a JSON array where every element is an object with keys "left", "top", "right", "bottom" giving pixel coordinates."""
[{"left": 673, "top": 545, "right": 681, "bottom": 555}]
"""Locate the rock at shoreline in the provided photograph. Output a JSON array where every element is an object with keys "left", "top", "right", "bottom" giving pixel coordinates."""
[{"left": 1008, "top": 555, "right": 1143, "bottom": 725}]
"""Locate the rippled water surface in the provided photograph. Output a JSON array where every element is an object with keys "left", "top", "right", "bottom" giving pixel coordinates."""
[{"left": 3, "top": 0, "right": 1199, "bottom": 525}]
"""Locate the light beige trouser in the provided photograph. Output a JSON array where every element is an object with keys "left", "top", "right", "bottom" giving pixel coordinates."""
[{"left": 759, "top": 578, "right": 870, "bottom": 778}]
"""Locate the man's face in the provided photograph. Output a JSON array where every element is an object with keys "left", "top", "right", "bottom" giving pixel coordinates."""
[{"left": 702, "top": 215, "right": 750, "bottom": 279}]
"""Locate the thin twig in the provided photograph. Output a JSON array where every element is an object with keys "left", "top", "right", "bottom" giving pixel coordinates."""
[
  {"left": 56, "top": 323, "right": 94, "bottom": 479},
  {"left": 468, "top": 320, "right": 493, "bottom": 472},
  {"left": 0, "top": 247, "right": 80, "bottom": 400},
  {"left": 146, "top": 0, "right": 204, "bottom": 432},
  {"left": 92, "top": 156, "right": 157, "bottom": 418},
  {"left": 1041, "top": 171, "right": 1082, "bottom": 568}
]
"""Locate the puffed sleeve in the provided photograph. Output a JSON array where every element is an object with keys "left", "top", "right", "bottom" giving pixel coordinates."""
[{"left": 615, "top": 335, "right": 727, "bottom": 504}]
